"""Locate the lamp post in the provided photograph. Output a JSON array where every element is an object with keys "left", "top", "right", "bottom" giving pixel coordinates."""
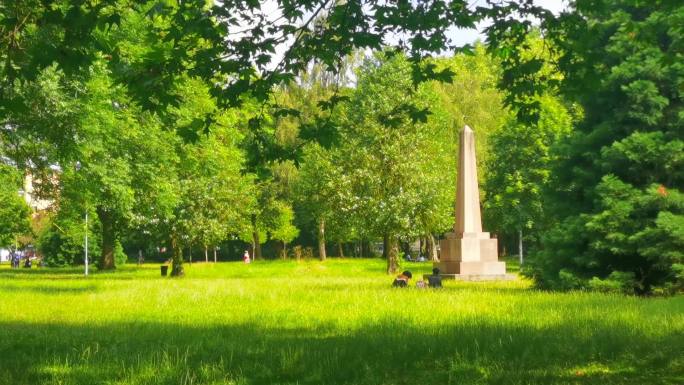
[{"left": 75, "top": 161, "right": 89, "bottom": 276}]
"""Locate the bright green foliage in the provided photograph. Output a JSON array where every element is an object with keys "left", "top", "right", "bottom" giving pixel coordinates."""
[
  {"left": 176, "top": 130, "right": 254, "bottom": 251},
  {"left": 167, "top": 78, "right": 255, "bottom": 271},
  {"left": 531, "top": 1, "right": 684, "bottom": 294},
  {"left": 484, "top": 94, "right": 574, "bottom": 251},
  {"left": 6, "top": 62, "right": 179, "bottom": 269},
  {"left": 333, "top": 50, "right": 510, "bottom": 268},
  {"left": 273, "top": 60, "right": 360, "bottom": 258},
  {"left": 0, "top": 0, "right": 540, "bottom": 117},
  {"left": 0, "top": 165, "right": 31, "bottom": 247},
  {"left": 294, "top": 143, "right": 341, "bottom": 255},
  {"left": 0, "top": 260, "right": 682, "bottom": 384},
  {"left": 250, "top": 182, "right": 299, "bottom": 258},
  {"left": 62, "top": 63, "right": 179, "bottom": 270},
  {"left": 431, "top": 44, "right": 509, "bottom": 172},
  {"left": 37, "top": 209, "right": 97, "bottom": 267},
  {"left": 264, "top": 200, "right": 299, "bottom": 250},
  {"left": 339, "top": 52, "right": 455, "bottom": 272}
]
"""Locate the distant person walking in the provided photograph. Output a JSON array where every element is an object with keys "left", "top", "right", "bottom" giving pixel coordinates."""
[
  {"left": 11, "top": 251, "right": 19, "bottom": 268},
  {"left": 243, "top": 250, "right": 251, "bottom": 264}
]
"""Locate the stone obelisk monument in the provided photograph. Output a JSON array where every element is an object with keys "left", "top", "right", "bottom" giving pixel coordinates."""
[{"left": 437, "top": 125, "right": 506, "bottom": 278}]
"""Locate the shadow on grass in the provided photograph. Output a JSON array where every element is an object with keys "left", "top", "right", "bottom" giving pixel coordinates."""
[
  {"left": 0, "top": 267, "right": 86, "bottom": 275},
  {"left": 0, "top": 282, "right": 99, "bottom": 294},
  {"left": 292, "top": 281, "right": 533, "bottom": 296},
  {"left": 0, "top": 317, "right": 680, "bottom": 385},
  {"left": 0, "top": 266, "right": 162, "bottom": 281}
]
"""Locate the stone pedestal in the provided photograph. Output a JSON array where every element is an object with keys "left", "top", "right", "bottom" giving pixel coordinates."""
[{"left": 437, "top": 232, "right": 506, "bottom": 276}]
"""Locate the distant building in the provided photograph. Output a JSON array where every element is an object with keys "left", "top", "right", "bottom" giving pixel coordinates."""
[{"left": 21, "top": 172, "right": 55, "bottom": 212}]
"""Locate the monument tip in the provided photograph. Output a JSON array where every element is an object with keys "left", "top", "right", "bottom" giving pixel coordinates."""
[{"left": 463, "top": 125, "right": 473, "bottom": 133}]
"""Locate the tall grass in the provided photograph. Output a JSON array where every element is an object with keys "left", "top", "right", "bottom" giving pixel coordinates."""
[{"left": 0, "top": 259, "right": 682, "bottom": 384}]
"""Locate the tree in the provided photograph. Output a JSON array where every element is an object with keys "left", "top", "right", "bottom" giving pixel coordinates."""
[
  {"left": 339, "top": 52, "right": 457, "bottom": 273},
  {"left": 36, "top": 203, "right": 103, "bottom": 267},
  {"left": 0, "top": 164, "right": 31, "bottom": 247},
  {"left": 265, "top": 200, "right": 299, "bottom": 258},
  {"left": 526, "top": 1, "right": 684, "bottom": 294},
  {"left": 168, "top": 79, "right": 255, "bottom": 273},
  {"left": 295, "top": 143, "right": 340, "bottom": 260},
  {"left": 247, "top": 179, "right": 300, "bottom": 260},
  {"left": 6, "top": 62, "right": 180, "bottom": 270},
  {"left": 61, "top": 63, "right": 179, "bottom": 270},
  {"left": 430, "top": 44, "right": 509, "bottom": 173},
  {"left": 1, "top": 0, "right": 552, "bottom": 125},
  {"left": 484, "top": 94, "right": 575, "bottom": 263}
]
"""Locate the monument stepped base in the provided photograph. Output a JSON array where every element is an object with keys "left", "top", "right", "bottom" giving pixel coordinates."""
[
  {"left": 424, "top": 273, "right": 517, "bottom": 281},
  {"left": 437, "top": 260, "right": 506, "bottom": 275}
]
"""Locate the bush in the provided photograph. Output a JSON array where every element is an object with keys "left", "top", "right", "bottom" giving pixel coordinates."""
[
  {"left": 588, "top": 271, "right": 638, "bottom": 294},
  {"left": 38, "top": 227, "right": 80, "bottom": 267},
  {"left": 557, "top": 269, "right": 585, "bottom": 291},
  {"left": 37, "top": 214, "right": 101, "bottom": 267},
  {"left": 651, "top": 264, "right": 684, "bottom": 296},
  {"left": 114, "top": 240, "right": 128, "bottom": 266}
]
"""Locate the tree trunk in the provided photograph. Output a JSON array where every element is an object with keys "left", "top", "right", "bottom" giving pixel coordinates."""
[
  {"left": 382, "top": 234, "right": 390, "bottom": 260},
  {"left": 170, "top": 234, "right": 184, "bottom": 276},
  {"left": 251, "top": 214, "right": 262, "bottom": 260},
  {"left": 189, "top": 247, "right": 192, "bottom": 265},
  {"left": 275, "top": 241, "right": 284, "bottom": 259},
  {"left": 282, "top": 241, "right": 288, "bottom": 259},
  {"left": 386, "top": 235, "right": 400, "bottom": 274},
  {"left": 401, "top": 241, "right": 411, "bottom": 259},
  {"left": 213, "top": 247, "right": 217, "bottom": 263},
  {"left": 426, "top": 235, "right": 433, "bottom": 261},
  {"left": 428, "top": 234, "right": 439, "bottom": 262},
  {"left": 318, "top": 218, "right": 326, "bottom": 261},
  {"left": 97, "top": 207, "right": 116, "bottom": 270},
  {"left": 204, "top": 245, "right": 208, "bottom": 263},
  {"left": 362, "top": 240, "right": 371, "bottom": 258},
  {"left": 519, "top": 228, "right": 524, "bottom": 265},
  {"left": 338, "top": 242, "right": 344, "bottom": 258}
]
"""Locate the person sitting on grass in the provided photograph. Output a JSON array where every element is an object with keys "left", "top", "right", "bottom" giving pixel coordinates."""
[
  {"left": 392, "top": 270, "right": 412, "bottom": 287},
  {"left": 428, "top": 267, "right": 443, "bottom": 288}
]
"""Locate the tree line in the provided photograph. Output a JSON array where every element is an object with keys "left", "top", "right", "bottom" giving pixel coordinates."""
[{"left": 1, "top": 1, "right": 681, "bottom": 294}]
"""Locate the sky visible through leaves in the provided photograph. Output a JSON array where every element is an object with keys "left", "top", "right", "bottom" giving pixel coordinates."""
[{"left": 249, "top": 0, "right": 569, "bottom": 72}]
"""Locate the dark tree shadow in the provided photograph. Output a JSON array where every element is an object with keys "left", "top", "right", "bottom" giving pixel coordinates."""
[
  {"left": 0, "top": 317, "right": 680, "bottom": 385},
  {"left": 0, "top": 282, "right": 99, "bottom": 294},
  {"left": 0, "top": 266, "right": 160, "bottom": 281}
]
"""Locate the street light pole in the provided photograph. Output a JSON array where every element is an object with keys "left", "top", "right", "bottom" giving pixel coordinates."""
[
  {"left": 75, "top": 161, "right": 89, "bottom": 276},
  {"left": 84, "top": 210, "right": 89, "bottom": 276}
]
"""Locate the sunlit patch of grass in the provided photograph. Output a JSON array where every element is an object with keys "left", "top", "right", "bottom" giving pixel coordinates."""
[{"left": 0, "top": 259, "right": 682, "bottom": 384}]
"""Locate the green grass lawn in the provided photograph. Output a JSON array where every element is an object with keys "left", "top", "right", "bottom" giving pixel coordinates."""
[{"left": 0, "top": 259, "right": 682, "bottom": 385}]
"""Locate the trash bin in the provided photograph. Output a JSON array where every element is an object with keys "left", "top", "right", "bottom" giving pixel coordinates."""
[{"left": 160, "top": 265, "right": 169, "bottom": 277}]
